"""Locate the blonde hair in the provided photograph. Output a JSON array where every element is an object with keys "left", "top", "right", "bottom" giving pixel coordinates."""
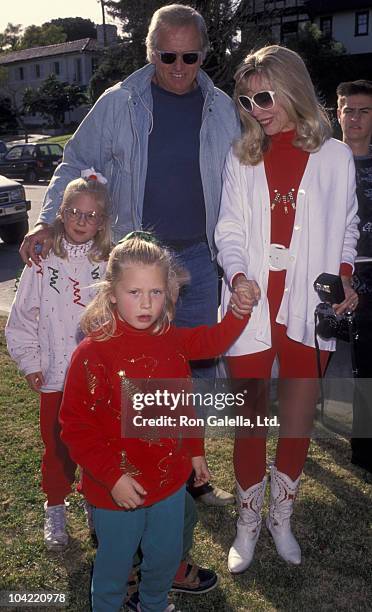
[
  {"left": 146, "top": 4, "right": 209, "bottom": 63},
  {"left": 80, "top": 232, "right": 190, "bottom": 340},
  {"left": 52, "top": 178, "right": 112, "bottom": 262},
  {"left": 234, "top": 45, "right": 332, "bottom": 166}
]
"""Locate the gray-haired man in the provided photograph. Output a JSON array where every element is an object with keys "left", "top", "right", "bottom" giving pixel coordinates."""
[{"left": 20, "top": 3, "right": 240, "bottom": 602}]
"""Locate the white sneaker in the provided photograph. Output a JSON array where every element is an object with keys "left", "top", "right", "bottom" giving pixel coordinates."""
[
  {"left": 44, "top": 502, "right": 68, "bottom": 551},
  {"left": 136, "top": 603, "right": 178, "bottom": 611}
]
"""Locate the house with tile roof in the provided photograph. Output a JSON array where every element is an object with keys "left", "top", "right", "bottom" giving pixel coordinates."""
[{"left": 0, "top": 25, "right": 117, "bottom": 126}]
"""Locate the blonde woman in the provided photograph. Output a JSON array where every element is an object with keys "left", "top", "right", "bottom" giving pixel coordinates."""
[{"left": 215, "top": 45, "right": 359, "bottom": 572}]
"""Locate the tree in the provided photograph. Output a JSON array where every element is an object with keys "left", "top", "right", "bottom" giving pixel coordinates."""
[
  {"left": 286, "top": 23, "right": 346, "bottom": 104},
  {"left": 23, "top": 75, "right": 87, "bottom": 127},
  {"left": 0, "top": 66, "right": 29, "bottom": 138},
  {"left": 89, "top": 44, "right": 130, "bottom": 101},
  {"left": 97, "top": 1, "right": 345, "bottom": 101},
  {"left": 0, "top": 22, "right": 22, "bottom": 52},
  {"left": 18, "top": 24, "right": 67, "bottom": 49},
  {"left": 99, "top": 0, "right": 269, "bottom": 94},
  {"left": 48, "top": 17, "right": 97, "bottom": 41},
  {"left": 0, "top": 17, "right": 97, "bottom": 54},
  {"left": 0, "top": 95, "right": 17, "bottom": 132}
]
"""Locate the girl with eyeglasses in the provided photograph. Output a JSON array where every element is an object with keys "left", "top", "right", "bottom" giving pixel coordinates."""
[
  {"left": 6, "top": 174, "right": 111, "bottom": 552},
  {"left": 215, "top": 45, "right": 359, "bottom": 573}
]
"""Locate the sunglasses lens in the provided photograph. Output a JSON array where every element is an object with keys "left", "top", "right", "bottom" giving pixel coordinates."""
[
  {"left": 238, "top": 96, "right": 253, "bottom": 112},
  {"left": 254, "top": 91, "right": 274, "bottom": 109},
  {"left": 160, "top": 52, "right": 177, "bottom": 64},
  {"left": 182, "top": 53, "right": 199, "bottom": 65}
]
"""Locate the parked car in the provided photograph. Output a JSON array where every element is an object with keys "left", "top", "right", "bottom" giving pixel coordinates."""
[
  {"left": 0, "top": 142, "right": 63, "bottom": 183},
  {"left": 0, "top": 174, "right": 30, "bottom": 244},
  {"left": 0, "top": 140, "right": 7, "bottom": 159}
]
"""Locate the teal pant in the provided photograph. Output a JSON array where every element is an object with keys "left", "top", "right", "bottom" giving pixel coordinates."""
[
  {"left": 133, "top": 490, "right": 198, "bottom": 568},
  {"left": 91, "top": 486, "right": 185, "bottom": 612}
]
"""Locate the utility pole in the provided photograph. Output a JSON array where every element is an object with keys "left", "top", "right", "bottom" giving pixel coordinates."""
[{"left": 100, "top": 0, "right": 107, "bottom": 47}]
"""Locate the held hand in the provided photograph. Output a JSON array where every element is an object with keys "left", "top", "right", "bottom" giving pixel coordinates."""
[
  {"left": 333, "top": 276, "right": 358, "bottom": 316},
  {"left": 230, "top": 275, "right": 261, "bottom": 318},
  {"left": 19, "top": 225, "right": 54, "bottom": 266},
  {"left": 111, "top": 474, "right": 147, "bottom": 510},
  {"left": 191, "top": 456, "right": 211, "bottom": 487},
  {"left": 25, "top": 371, "right": 44, "bottom": 393}
]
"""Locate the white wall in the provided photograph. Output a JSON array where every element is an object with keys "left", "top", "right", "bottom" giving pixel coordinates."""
[
  {"left": 0, "top": 52, "right": 95, "bottom": 120},
  {"left": 315, "top": 9, "right": 372, "bottom": 54}
]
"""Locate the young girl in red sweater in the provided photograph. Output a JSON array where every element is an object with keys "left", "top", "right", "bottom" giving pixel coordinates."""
[{"left": 59, "top": 232, "right": 249, "bottom": 612}]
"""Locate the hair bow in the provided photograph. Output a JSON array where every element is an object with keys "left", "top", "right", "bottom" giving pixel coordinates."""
[
  {"left": 81, "top": 167, "right": 108, "bottom": 185},
  {"left": 117, "top": 231, "right": 160, "bottom": 245}
]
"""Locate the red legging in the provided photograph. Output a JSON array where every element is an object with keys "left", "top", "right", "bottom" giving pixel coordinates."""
[
  {"left": 228, "top": 271, "right": 329, "bottom": 489},
  {"left": 40, "top": 392, "right": 76, "bottom": 505}
]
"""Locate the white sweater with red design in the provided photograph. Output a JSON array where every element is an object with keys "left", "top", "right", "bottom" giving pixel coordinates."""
[{"left": 5, "top": 239, "right": 107, "bottom": 392}]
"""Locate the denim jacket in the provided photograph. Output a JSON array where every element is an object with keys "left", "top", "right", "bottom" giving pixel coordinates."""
[{"left": 40, "top": 64, "right": 240, "bottom": 256}]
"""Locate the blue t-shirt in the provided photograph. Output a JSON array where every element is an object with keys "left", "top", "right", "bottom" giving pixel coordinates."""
[{"left": 142, "top": 82, "right": 206, "bottom": 243}]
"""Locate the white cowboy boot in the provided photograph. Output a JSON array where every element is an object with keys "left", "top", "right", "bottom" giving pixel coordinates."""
[
  {"left": 266, "top": 466, "right": 301, "bottom": 565},
  {"left": 228, "top": 476, "right": 267, "bottom": 574}
]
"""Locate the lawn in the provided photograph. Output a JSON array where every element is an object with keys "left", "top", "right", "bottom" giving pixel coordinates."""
[
  {"left": 0, "top": 316, "right": 371, "bottom": 612},
  {"left": 39, "top": 134, "right": 73, "bottom": 148}
]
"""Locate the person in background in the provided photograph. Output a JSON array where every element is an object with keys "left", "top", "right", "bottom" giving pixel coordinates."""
[
  {"left": 215, "top": 45, "right": 359, "bottom": 574},
  {"left": 5, "top": 174, "right": 110, "bottom": 551},
  {"left": 337, "top": 79, "right": 372, "bottom": 474},
  {"left": 19, "top": 2, "right": 240, "bottom": 595}
]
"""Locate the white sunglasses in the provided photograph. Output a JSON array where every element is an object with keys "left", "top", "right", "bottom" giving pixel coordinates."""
[{"left": 238, "top": 90, "right": 276, "bottom": 113}]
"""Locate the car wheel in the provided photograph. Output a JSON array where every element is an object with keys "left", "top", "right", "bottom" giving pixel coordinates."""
[
  {"left": 0, "top": 219, "right": 29, "bottom": 245},
  {"left": 26, "top": 169, "right": 38, "bottom": 183}
]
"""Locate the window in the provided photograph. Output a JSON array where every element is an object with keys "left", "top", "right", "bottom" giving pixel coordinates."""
[
  {"left": 7, "top": 147, "right": 23, "bottom": 160},
  {"left": 53, "top": 61, "right": 60, "bottom": 75},
  {"left": 35, "top": 64, "right": 41, "bottom": 78},
  {"left": 23, "top": 146, "right": 35, "bottom": 157},
  {"left": 74, "top": 58, "right": 82, "bottom": 82},
  {"left": 355, "top": 11, "right": 369, "bottom": 36},
  {"left": 281, "top": 21, "right": 298, "bottom": 44},
  {"left": 320, "top": 16, "right": 333, "bottom": 38},
  {"left": 36, "top": 145, "right": 50, "bottom": 158},
  {"left": 49, "top": 144, "right": 63, "bottom": 156},
  {"left": 91, "top": 56, "right": 98, "bottom": 73},
  {"left": 18, "top": 67, "right": 24, "bottom": 80}
]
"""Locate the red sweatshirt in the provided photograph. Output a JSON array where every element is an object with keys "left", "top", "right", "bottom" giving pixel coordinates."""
[{"left": 60, "top": 310, "right": 248, "bottom": 510}]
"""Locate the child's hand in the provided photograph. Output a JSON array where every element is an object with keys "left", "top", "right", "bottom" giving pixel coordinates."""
[
  {"left": 111, "top": 474, "right": 147, "bottom": 509},
  {"left": 25, "top": 371, "right": 44, "bottom": 393},
  {"left": 191, "top": 456, "right": 211, "bottom": 487},
  {"left": 230, "top": 275, "right": 260, "bottom": 319}
]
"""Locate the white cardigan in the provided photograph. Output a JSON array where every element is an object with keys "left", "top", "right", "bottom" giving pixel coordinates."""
[
  {"left": 215, "top": 138, "right": 359, "bottom": 354},
  {"left": 6, "top": 241, "right": 107, "bottom": 392}
]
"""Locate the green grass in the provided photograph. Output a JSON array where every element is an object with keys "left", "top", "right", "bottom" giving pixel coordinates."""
[
  {"left": 0, "top": 316, "right": 371, "bottom": 612},
  {"left": 39, "top": 134, "right": 73, "bottom": 148}
]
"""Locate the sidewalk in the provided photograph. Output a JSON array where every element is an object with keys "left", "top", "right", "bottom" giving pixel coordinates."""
[{"left": 4, "top": 134, "right": 46, "bottom": 148}]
